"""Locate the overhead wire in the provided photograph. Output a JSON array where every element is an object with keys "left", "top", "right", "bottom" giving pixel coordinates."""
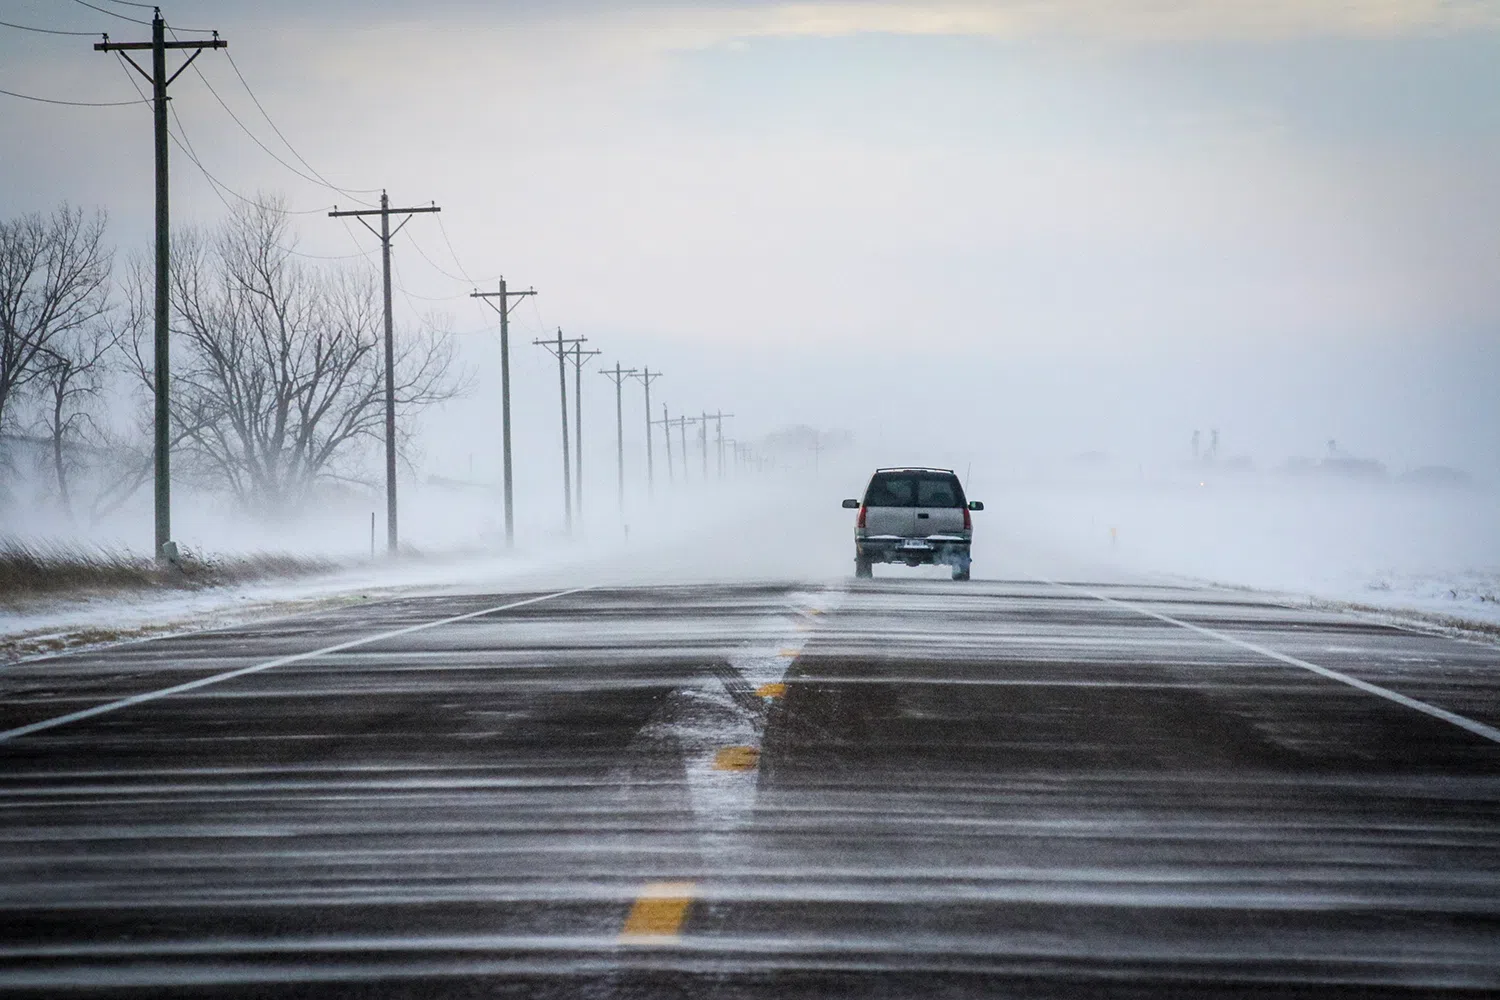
[
  {"left": 69, "top": 0, "right": 150, "bottom": 25},
  {"left": 166, "top": 26, "right": 362, "bottom": 202},
  {"left": 433, "top": 213, "right": 504, "bottom": 287},
  {"left": 94, "top": 0, "right": 158, "bottom": 9},
  {"left": 401, "top": 231, "right": 476, "bottom": 286},
  {"left": 120, "top": 31, "right": 381, "bottom": 258},
  {"left": 392, "top": 256, "right": 466, "bottom": 304},
  {"left": 114, "top": 55, "right": 368, "bottom": 261},
  {"left": 0, "top": 19, "right": 101, "bottom": 36},
  {"left": 0, "top": 86, "right": 144, "bottom": 106},
  {"left": 223, "top": 50, "right": 380, "bottom": 202}
]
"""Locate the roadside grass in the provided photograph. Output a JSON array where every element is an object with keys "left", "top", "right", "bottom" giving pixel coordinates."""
[{"left": 0, "top": 539, "right": 341, "bottom": 602}]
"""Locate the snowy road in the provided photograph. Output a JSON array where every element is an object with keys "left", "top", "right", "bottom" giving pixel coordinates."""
[{"left": 0, "top": 578, "right": 1498, "bottom": 997}]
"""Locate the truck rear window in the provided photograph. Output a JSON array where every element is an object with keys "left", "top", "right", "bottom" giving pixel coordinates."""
[{"left": 864, "top": 472, "right": 965, "bottom": 508}]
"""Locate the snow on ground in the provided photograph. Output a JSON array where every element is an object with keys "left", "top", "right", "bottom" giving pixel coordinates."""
[
  {"left": 991, "top": 474, "right": 1500, "bottom": 635},
  {"left": 0, "top": 553, "right": 542, "bottom": 663},
  {"left": 5, "top": 470, "right": 1499, "bottom": 663}
]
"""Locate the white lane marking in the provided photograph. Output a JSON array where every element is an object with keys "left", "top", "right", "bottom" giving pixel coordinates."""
[
  {"left": 1051, "top": 581, "right": 1500, "bottom": 746},
  {"left": 0, "top": 588, "right": 592, "bottom": 744}
]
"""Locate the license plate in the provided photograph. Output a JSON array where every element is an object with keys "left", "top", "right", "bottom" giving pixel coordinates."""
[{"left": 901, "top": 540, "right": 933, "bottom": 551}]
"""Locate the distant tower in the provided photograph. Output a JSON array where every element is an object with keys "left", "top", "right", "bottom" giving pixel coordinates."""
[{"left": 1191, "top": 430, "right": 1201, "bottom": 461}]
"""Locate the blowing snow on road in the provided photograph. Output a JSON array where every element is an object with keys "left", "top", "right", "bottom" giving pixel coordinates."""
[{"left": 1, "top": 533, "right": 1497, "bottom": 997}]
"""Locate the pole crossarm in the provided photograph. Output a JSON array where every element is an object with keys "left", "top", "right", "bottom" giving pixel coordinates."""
[
  {"left": 471, "top": 285, "right": 535, "bottom": 317},
  {"left": 330, "top": 205, "right": 440, "bottom": 218},
  {"left": 568, "top": 348, "right": 603, "bottom": 370},
  {"left": 534, "top": 335, "right": 588, "bottom": 356},
  {"left": 600, "top": 367, "right": 640, "bottom": 386}
]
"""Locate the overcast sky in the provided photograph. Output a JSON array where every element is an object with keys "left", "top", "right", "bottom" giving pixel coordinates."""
[{"left": 3, "top": 0, "right": 1498, "bottom": 482}]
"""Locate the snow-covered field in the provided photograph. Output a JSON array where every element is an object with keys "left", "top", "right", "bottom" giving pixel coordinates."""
[
  {"left": 4, "top": 471, "right": 1498, "bottom": 663},
  {"left": 992, "top": 476, "right": 1500, "bottom": 633}
]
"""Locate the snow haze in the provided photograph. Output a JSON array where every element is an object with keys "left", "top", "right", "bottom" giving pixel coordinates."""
[{"left": 1, "top": 0, "right": 1497, "bottom": 619}]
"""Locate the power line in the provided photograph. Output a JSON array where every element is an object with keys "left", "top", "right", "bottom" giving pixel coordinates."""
[
  {"left": 117, "top": 58, "right": 365, "bottom": 261},
  {"left": 166, "top": 28, "right": 354, "bottom": 200},
  {"left": 70, "top": 0, "right": 150, "bottom": 26},
  {"left": 95, "top": 0, "right": 159, "bottom": 9},
  {"left": 0, "top": 85, "right": 144, "bottom": 106},
  {"left": 223, "top": 51, "right": 380, "bottom": 203},
  {"left": 0, "top": 19, "right": 101, "bottom": 36},
  {"left": 159, "top": 78, "right": 330, "bottom": 216},
  {"left": 391, "top": 257, "right": 465, "bottom": 303},
  {"left": 403, "top": 230, "right": 474, "bottom": 285},
  {"left": 433, "top": 213, "right": 503, "bottom": 286}
]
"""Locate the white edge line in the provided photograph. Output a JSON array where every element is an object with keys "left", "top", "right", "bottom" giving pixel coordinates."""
[
  {"left": 0, "top": 587, "right": 593, "bottom": 744},
  {"left": 1047, "top": 580, "right": 1500, "bottom": 746}
]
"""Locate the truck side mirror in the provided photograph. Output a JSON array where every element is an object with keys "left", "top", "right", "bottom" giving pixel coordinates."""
[
  {"left": 968, "top": 501, "right": 984, "bottom": 511},
  {"left": 842, "top": 498, "right": 860, "bottom": 509}
]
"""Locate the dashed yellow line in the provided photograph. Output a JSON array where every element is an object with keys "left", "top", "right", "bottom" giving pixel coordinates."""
[
  {"left": 619, "top": 881, "right": 696, "bottom": 943},
  {"left": 712, "top": 745, "right": 760, "bottom": 771},
  {"left": 756, "top": 682, "right": 786, "bottom": 699}
]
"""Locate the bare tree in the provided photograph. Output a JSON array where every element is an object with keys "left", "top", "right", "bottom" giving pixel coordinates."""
[
  {"left": 0, "top": 206, "right": 111, "bottom": 440},
  {"left": 34, "top": 325, "right": 116, "bottom": 520},
  {"left": 125, "top": 198, "right": 464, "bottom": 515}
]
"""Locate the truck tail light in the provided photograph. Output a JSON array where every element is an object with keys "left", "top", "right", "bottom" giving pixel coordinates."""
[
  {"left": 857, "top": 505, "right": 868, "bottom": 529},
  {"left": 963, "top": 506, "right": 972, "bottom": 531}
]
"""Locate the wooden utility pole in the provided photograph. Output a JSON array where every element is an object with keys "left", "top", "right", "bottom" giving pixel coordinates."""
[
  {"left": 630, "top": 368, "right": 663, "bottom": 495},
  {"left": 534, "top": 329, "right": 588, "bottom": 532},
  {"left": 710, "top": 411, "right": 735, "bottom": 480},
  {"left": 470, "top": 279, "right": 535, "bottom": 548},
  {"left": 96, "top": 13, "right": 227, "bottom": 560},
  {"left": 569, "top": 344, "right": 602, "bottom": 519},
  {"left": 330, "top": 193, "right": 440, "bottom": 555},
  {"left": 652, "top": 404, "right": 674, "bottom": 484},
  {"left": 680, "top": 414, "right": 703, "bottom": 482},
  {"left": 600, "top": 363, "right": 639, "bottom": 511},
  {"left": 698, "top": 411, "right": 710, "bottom": 479},
  {"left": 723, "top": 437, "right": 738, "bottom": 475}
]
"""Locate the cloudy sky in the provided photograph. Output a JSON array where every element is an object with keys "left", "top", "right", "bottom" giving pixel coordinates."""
[{"left": 3, "top": 0, "right": 1498, "bottom": 481}]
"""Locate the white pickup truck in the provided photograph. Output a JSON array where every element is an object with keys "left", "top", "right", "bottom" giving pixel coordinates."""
[{"left": 843, "top": 468, "right": 983, "bottom": 581}]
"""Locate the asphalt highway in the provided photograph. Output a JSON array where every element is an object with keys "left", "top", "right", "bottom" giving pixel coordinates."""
[{"left": 0, "top": 577, "right": 1497, "bottom": 997}]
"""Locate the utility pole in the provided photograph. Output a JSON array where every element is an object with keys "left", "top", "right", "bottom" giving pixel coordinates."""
[
  {"left": 710, "top": 411, "right": 735, "bottom": 480},
  {"left": 698, "top": 411, "right": 711, "bottom": 480},
  {"left": 630, "top": 368, "right": 663, "bottom": 495},
  {"left": 723, "top": 438, "right": 738, "bottom": 475},
  {"left": 470, "top": 279, "right": 535, "bottom": 549},
  {"left": 329, "top": 193, "right": 440, "bottom": 555},
  {"left": 599, "top": 363, "right": 639, "bottom": 512},
  {"left": 680, "top": 414, "right": 703, "bottom": 482},
  {"left": 534, "top": 329, "right": 588, "bottom": 532},
  {"left": 569, "top": 343, "right": 602, "bottom": 519},
  {"left": 652, "top": 404, "right": 674, "bottom": 484},
  {"left": 96, "top": 14, "right": 227, "bottom": 561}
]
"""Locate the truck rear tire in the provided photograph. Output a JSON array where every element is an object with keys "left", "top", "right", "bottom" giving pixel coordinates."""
[{"left": 952, "top": 563, "right": 970, "bottom": 581}]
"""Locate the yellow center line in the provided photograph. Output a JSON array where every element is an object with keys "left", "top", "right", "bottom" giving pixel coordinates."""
[
  {"left": 619, "top": 881, "right": 696, "bottom": 943},
  {"left": 712, "top": 745, "right": 760, "bottom": 771}
]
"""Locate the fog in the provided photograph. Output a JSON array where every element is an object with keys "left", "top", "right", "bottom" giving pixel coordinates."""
[{"left": 2, "top": 0, "right": 1497, "bottom": 620}]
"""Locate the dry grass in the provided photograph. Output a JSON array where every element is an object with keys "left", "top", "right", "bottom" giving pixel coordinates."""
[{"left": 0, "top": 539, "right": 340, "bottom": 601}]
